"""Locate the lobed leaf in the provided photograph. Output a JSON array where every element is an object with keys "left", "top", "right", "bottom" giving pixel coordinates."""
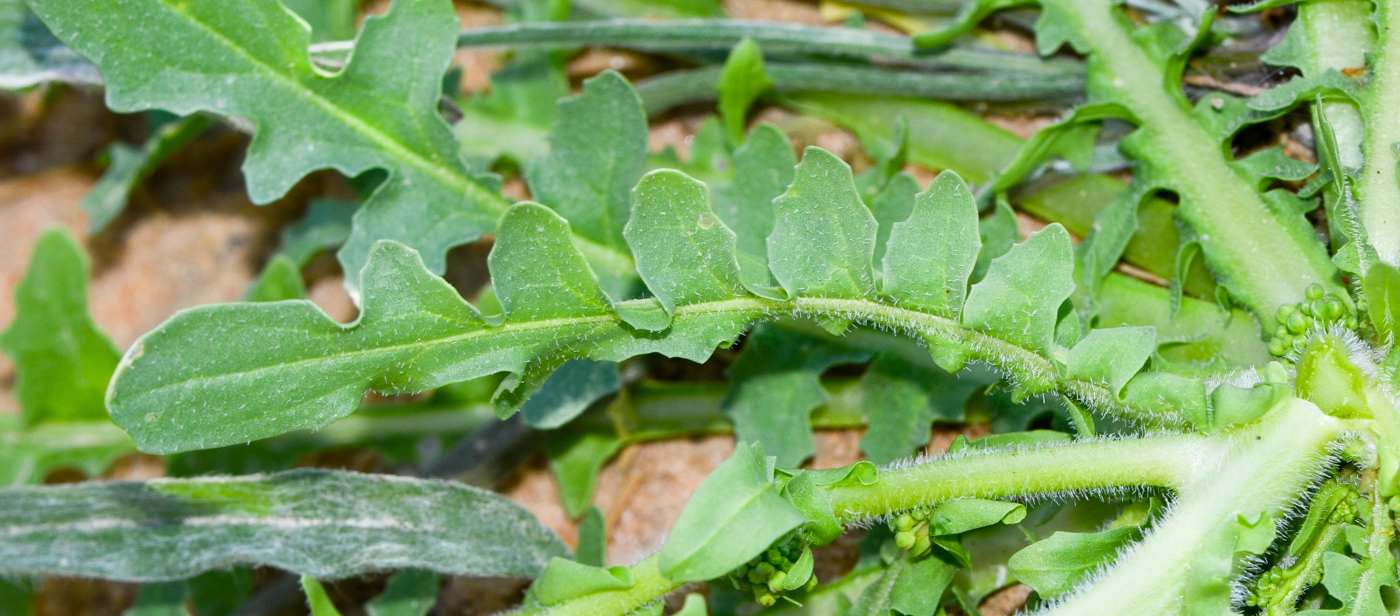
[
  {"left": 882, "top": 171, "right": 980, "bottom": 317},
  {"left": 961, "top": 225, "right": 1075, "bottom": 357},
  {"left": 0, "top": 469, "right": 567, "bottom": 581},
  {"left": 769, "top": 147, "right": 879, "bottom": 299}
]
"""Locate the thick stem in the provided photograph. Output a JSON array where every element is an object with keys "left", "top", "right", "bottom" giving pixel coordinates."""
[
  {"left": 1069, "top": 0, "right": 1343, "bottom": 325},
  {"left": 825, "top": 433, "right": 1209, "bottom": 522},
  {"left": 1042, "top": 398, "right": 1344, "bottom": 616}
]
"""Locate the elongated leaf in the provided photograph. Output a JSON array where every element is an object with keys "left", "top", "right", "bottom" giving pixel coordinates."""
[
  {"left": 882, "top": 171, "right": 980, "bottom": 317},
  {"left": 302, "top": 577, "right": 344, "bottom": 616},
  {"left": 1064, "top": 327, "right": 1156, "bottom": 397},
  {"left": 519, "top": 359, "right": 620, "bottom": 429},
  {"left": 29, "top": 0, "right": 507, "bottom": 295},
  {"left": 962, "top": 225, "right": 1075, "bottom": 356},
  {"left": 769, "top": 147, "right": 879, "bottom": 299},
  {"left": 659, "top": 442, "right": 807, "bottom": 582},
  {"left": 110, "top": 149, "right": 1202, "bottom": 453},
  {"left": 0, "top": 469, "right": 567, "bottom": 581},
  {"left": 123, "top": 582, "right": 189, "bottom": 616},
  {"left": 0, "top": 229, "right": 120, "bottom": 425}
]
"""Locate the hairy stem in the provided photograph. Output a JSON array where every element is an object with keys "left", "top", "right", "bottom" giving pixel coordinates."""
[{"left": 825, "top": 433, "right": 1209, "bottom": 522}]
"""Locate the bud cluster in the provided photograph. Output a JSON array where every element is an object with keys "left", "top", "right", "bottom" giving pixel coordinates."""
[
  {"left": 1245, "top": 491, "right": 1358, "bottom": 608},
  {"left": 728, "top": 538, "right": 816, "bottom": 606},
  {"left": 891, "top": 509, "right": 933, "bottom": 557},
  {"left": 1268, "top": 284, "right": 1359, "bottom": 357}
]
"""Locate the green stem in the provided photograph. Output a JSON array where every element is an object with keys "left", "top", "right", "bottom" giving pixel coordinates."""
[
  {"left": 310, "top": 19, "right": 1081, "bottom": 74},
  {"left": 1070, "top": 0, "right": 1342, "bottom": 325},
  {"left": 1353, "top": 1, "right": 1400, "bottom": 265},
  {"left": 634, "top": 63, "right": 1083, "bottom": 115},
  {"left": 825, "top": 432, "right": 1207, "bottom": 521}
]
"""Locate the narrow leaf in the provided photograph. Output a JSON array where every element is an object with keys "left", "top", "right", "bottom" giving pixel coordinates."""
[
  {"left": 1009, "top": 526, "right": 1140, "bottom": 597},
  {"left": 366, "top": 569, "right": 438, "bottom": 616},
  {"left": 302, "top": 577, "right": 344, "bottom": 616},
  {"left": 0, "top": 469, "right": 568, "bottom": 581},
  {"left": 1064, "top": 327, "right": 1156, "bottom": 397},
  {"left": 82, "top": 114, "right": 212, "bottom": 233}
]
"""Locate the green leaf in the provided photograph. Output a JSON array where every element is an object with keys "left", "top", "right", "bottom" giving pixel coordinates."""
[
  {"left": 0, "top": 579, "right": 32, "bottom": 616},
  {"left": 0, "top": 228, "right": 120, "bottom": 425},
  {"left": 859, "top": 354, "right": 983, "bottom": 465},
  {"left": 29, "top": 0, "right": 510, "bottom": 296},
  {"left": 890, "top": 555, "right": 957, "bottom": 616},
  {"left": 1064, "top": 327, "right": 1156, "bottom": 397},
  {"left": 365, "top": 569, "right": 437, "bottom": 616},
  {"left": 302, "top": 577, "right": 344, "bottom": 616},
  {"left": 674, "top": 593, "right": 708, "bottom": 616},
  {"left": 243, "top": 255, "right": 308, "bottom": 303},
  {"left": 724, "top": 324, "right": 871, "bottom": 467},
  {"left": 710, "top": 123, "right": 796, "bottom": 290},
  {"left": 281, "top": 0, "right": 361, "bottom": 42},
  {"left": 123, "top": 582, "right": 190, "bottom": 616},
  {"left": 962, "top": 224, "right": 1075, "bottom": 356},
  {"left": 531, "top": 557, "right": 636, "bottom": 606},
  {"left": 492, "top": 203, "right": 614, "bottom": 322},
  {"left": 82, "top": 114, "right": 212, "bottom": 233},
  {"left": 882, "top": 171, "right": 980, "bottom": 317},
  {"left": 659, "top": 442, "right": 808, "bottom": 582},
  {"left": 717, "top": 38, "right": 772, "bottom": 144},
  {"left": 0, "top": 469, "right": 567, "bottom": 580},
  {"left": 527, "top": 70, "right": 647, "bottom": 296},
  {"left": 520, "top": 359, "right": 620, "bottom": 429},
  {"left": 870, "top": 172, "right": 919, "bottom": 267},
  {"left": 276, "top": 198, "right": 357, "bottom": 267},
  {"left": 625, "top": 170, "right": 747, "bottom": 314},
  {"left": 769, "top": 147, "right": 878, "bottom": 299},
  {"left": 576, "top": 506, "right": 607, "bottom": 568},
  {"left": 548, "top": 430, "right": 625, "bottom": 518},
  {"left": 927, "top": 499, "right": 1026, "bottom": 535},
  {"left": 1008, "top": 526, "right": 1140, "bottom": 597}
]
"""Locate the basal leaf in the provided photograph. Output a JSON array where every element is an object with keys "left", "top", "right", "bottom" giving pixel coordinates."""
[
  {"left": 527, "top": 70, "right": 647, "bottom": 297},
  {"left": 659, "top": 442, "right": 807, "bottom": 582},
  {"left": 28, "top": 0, "right": 507, "bottom": 295},
  {"left": 519, "top": 359, "right": 620, "bottom": 429},
  {"left": 717, "top": 38, "right": 772, "bottom": 144},
  {"left": 962, "top": 224, "right": 1075, "bottom": 356},
  {"left": 882, "top": 171, "right": 980, "bottom": 317},
  {"left": 576, "top": 507, "right": 607, "bottom": 568},
  {"left": 0, "top": 229, "right": 120, "bottom": 425},
  {"left": 769, "top": 147, "right": 879, "bottom": 299},
  {"left": 625, "top": 170, "right": 747, "bottom": 314},
  {"left": 0, "top": 469, "right": 567, "bottom": 580}
]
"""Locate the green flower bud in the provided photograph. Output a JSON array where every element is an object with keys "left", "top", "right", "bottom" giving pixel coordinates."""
[
  {"left": 1287, "top": 312, "right": 1308, "bottom": 334},
  {"left": 756, "top": 590, "right": 776, "bottom": 607},
  {"left": 1277, "top": 304, "right": 1296, "bottom": 321},
  {"left": 1326, "top": 298, "right": 1346, "bottom": 321},
  {"left": 894, "top": 514, "right": 914, "bottom": 531},
  {"left": 895, "top": 530, "right": 915, "bottom": 550},
  {"left": 756, "top": 562, "right": 776, "bottom": 579},
  {"left": 767, "top": 571, "right": 786, "bottom": 593},
  {"left": 1268, "top": 339, "right": 1286, "bottom": 356},
  {"left": 1307, "top": 283, "right": 1325, "bottom": 300},
  {"left": 1299, "top": 301, "right": 1313, "bottom": 316},
  {"left": 1348, "top": 317, "right": 1360, "bottom": 331}
]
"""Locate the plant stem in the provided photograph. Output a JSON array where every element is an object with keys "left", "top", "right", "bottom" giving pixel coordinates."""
[
  {"left": 1044, "top": 398, "right": 1344, "bottom": 615},
  {"left": 824, "top": 433, "right": 1207, "bottom": 521},
  {"left": 1069, "top": 0, "right": 1343, "bottom": 325},
  {"left": 633, "top": 63, "right": 1084, "bottom": 114}
]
